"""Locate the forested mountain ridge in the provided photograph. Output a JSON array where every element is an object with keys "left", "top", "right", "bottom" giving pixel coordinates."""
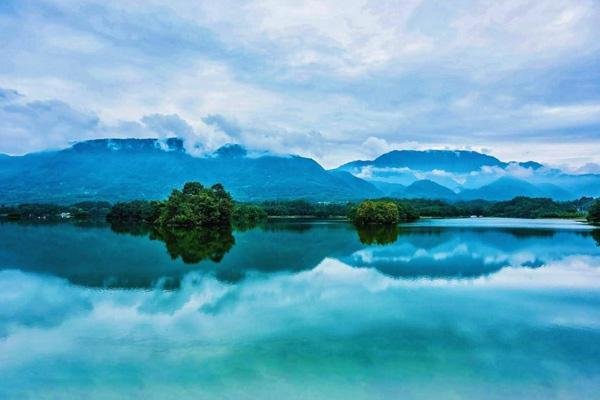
[
  {"left": 0, "top": 138, "right": 381, "bottom": 204},
  {"left": 1, "top": 138, "right": 598, "bottom": 203},
  {"left": 334, "top": 149, "right": 600, "bottom": 200}
]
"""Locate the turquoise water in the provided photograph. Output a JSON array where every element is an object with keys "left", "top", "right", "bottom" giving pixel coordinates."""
[{"left": 1, "top": 218, "right": 599, "bottom": 399}]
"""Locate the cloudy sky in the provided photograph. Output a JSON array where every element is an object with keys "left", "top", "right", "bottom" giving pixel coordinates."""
[{"left": 1, "top": 0, "right": 599, "bottom": 169}]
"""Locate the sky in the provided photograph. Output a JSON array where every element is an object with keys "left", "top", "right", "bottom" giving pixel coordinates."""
[{"left": 0, "top": 0, "right": 599, "bottom": 170}]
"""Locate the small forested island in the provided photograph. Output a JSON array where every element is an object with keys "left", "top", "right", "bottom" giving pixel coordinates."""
[{"left": 348, "top": 200, "right": 418, "bottom": 226}]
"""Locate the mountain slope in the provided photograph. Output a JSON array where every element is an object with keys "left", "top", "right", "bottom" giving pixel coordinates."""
[
  {"left": 338, "top": 150, "right": 506, "bottom": 173},
  {"left": 396, "top": 180, "right": 457, "bottom": 200},
  {"left": 1, "top": 140, "right": 597, "bottom": 203},
  {"left": 459, "top": 177, "right": 549, "bottom": 201},
  {"left": 0, "top": 138, "right": 381, "bottom": 203},
  {"left": 370, "top": 181, "right": 407, "bottom": 196},
  {"left": 334, "top": 149, "right": 600, "bottom": 200}
]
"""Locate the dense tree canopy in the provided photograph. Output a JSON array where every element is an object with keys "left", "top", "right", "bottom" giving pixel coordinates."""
[
  {"left": 106, "top": 182, "right": 234, "bottom": 227},
  {"left": 106, "top": 200, "right": 161, "bottom": 223},
  {"left": 588, "top": 199, "right": 600, "bottom": 224},
  {"left": 488, "top": 197, "right": 579, "bottom": 219},
  {"left": 258, "top": 200, "right": 352, "bottom": 218},
  {"left": 2, "top": 191, "right": 590, "bottom": 225},
  {"left": 350, "top": 200, "right": 401, "bottom": 226},
  {"left": 396, "top": 201, "right": 420, "bottom": 221},
  {"left": 0, "top": 201, "right": 111, "bottom": 220},
  {"left": 232, "top": 204, "right": 268, "bottom": 229},
  {"left": 158, "top": 182, "right": 233, "bottom": 227}
]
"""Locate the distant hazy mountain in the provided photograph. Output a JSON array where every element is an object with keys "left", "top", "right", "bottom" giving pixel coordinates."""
[
  {"left": 459, "top": 177, "right": 543, "bottom": 201},
  {"left": 1, "top": 139, "right": 598, "bottom": 203},
  {"left": 0, "top": 138, "right": 381, "bottom": 204},
  {"left": 339, "top": 150, "right": 517, "bottom": 173},
  {"left": 335, "top": 149, "right": 600, "bottom": 200},
  {"left": 395, "top": 180, "right": 457, "bottom": 200},
  {"left": 459, "top": 177, "right": 578, "bottom": 201},
  {"left": 370, "top": 181, "right": 407, "bottom": 195}
]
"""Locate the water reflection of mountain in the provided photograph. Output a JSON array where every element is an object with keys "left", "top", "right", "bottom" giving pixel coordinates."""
[
  {"left": 0, "top": 221, "right": 598, "bottom": 288},
  {"left": 204, "top": 222, "right": 362, "bottom": 282},
  {"left": 347, "top": 226, "right": 597, "bottom": 280},
  {"left": 109, "top": 222, "right": 359, "bottom": 283}
]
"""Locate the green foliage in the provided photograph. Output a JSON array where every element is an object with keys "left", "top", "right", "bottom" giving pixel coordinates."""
[
  {"left": 3, "top": 192, "right": 589, "bottom": 226},
  {"left": 232, "top": 204, "right": 267, "bottom": 228},
  {"left": 158, "top": 182, "right": 233, "bottom": 227},
  {"left": 488, "top": 197, "right": 580, "bottom": 219},
  {"left": 401, "top": 199, "right": 466, "bottom": 217},
  {"left": 391, "top": 197, "right": 583, "bottom": 219},
  {"left": 106, "top": 182, "right": 236, "bottom": 227},
  {"left": 351, "top": 200, "right": 401, "bottom": 226},
  {"left": 0, "top": 201, "right": 111, "bottom": 220},
  {"left": 70, "top": 201, "right": 112, "bottom": 219},
  {"left": 258, "top": 200, "right": 352, "bottom": 218},
  {"left": 588, "top": 199, "right": 600, "bottom": 224},
  {"left": 106, "top": 200, "right": 162, "bottom": 223},
  {"left": 396, "top": 201, "right": 420, "bottom": 221}
]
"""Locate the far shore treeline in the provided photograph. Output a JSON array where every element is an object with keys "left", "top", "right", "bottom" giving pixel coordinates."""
[
  {"left": 106, "top": 182, "right": 267, "bottom": 227},
  {"left": 1, "top": 182, "right": 599, "bottom": 225}
]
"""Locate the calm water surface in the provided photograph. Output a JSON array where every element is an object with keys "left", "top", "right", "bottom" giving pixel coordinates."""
[{"left": 1, "top": 218, "right": 599, "bottom": 399}]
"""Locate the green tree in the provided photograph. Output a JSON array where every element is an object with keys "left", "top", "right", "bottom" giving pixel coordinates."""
[
  {"left": 158, "top": 182, "right": 234, "bottom": 227},
  {"left": 396, "top": 201, "right": 419, "bottom": 221},
  {"left": 588, "top": 199, "right": 600, "bottom": 224},
  {"left": 107, "top": 200, "right": 162, "bottom": 223},
  {"left": 232, "top": 204, "right": 267, "bottom": 229},
  {"left": 351, "top": 200, "right": 400, "bottom": 226}
]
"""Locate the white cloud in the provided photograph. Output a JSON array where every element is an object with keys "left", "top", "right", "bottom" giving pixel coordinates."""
[
  {"left": 534, "top": 103, "right": 600, "bottom": 126},
  {"left": 0, "top": 93, "right": 101, "bottom": 154},
  {"left": 0, "top": 0, "right": 599, "bottom": 166},
  {"left": 183, "top": 0, "right": 600, "bottom": 77}
]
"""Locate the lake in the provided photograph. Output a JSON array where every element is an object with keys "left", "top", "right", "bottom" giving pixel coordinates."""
[{"left": 1, "top": 218, "right": 600, "bottom": 399}]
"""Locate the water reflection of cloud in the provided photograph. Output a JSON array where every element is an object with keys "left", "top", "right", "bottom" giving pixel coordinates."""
[
  {"left": 1, "top": 222, "right": 598, "bottom": 288},
  {"left": 2, "top": 256, "right": 600, "bottom": 398},
  {"left": 0, "top": 270, "right": 92, "bottom": 336},
  {"left": 473, "top": 255, "right": 600, "bottom": 289},
  {"left": 2, "top": 255, "right": 599, "bottom": 338}
]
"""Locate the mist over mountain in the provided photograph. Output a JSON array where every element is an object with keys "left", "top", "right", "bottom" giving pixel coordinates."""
[
  {"left": 0, "top": 138, "right": 598, "bottom": 204},
  {"left": 335, "top": 149, "right": 600, "bottom": 200},
  {"left": 337, "top": 150, "right": 543, "bottom": 174},
  {"left": 0, "top": 138, "right": 380, "bottom": 204}
]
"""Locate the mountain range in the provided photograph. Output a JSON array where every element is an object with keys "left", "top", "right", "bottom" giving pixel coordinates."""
[
  {"left": 0, "top": 138, "right": 598, "bottom": 204},
  {"left": 335, "top": 149, "right": 599, "bottom": 201}
]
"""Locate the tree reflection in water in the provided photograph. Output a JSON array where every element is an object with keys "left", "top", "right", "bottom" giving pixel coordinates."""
[
  {"left": 592, "top": 229, "right": 600, "bottom": 247},
  {"left": 356, "top": 225, "right": 399, "bottom": 245},
  {"left": 110, "top": 223, "right": 235, "bottom": 264},
  {"left": 151, "top": 227, "right": 235, "bottom": 264}
]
